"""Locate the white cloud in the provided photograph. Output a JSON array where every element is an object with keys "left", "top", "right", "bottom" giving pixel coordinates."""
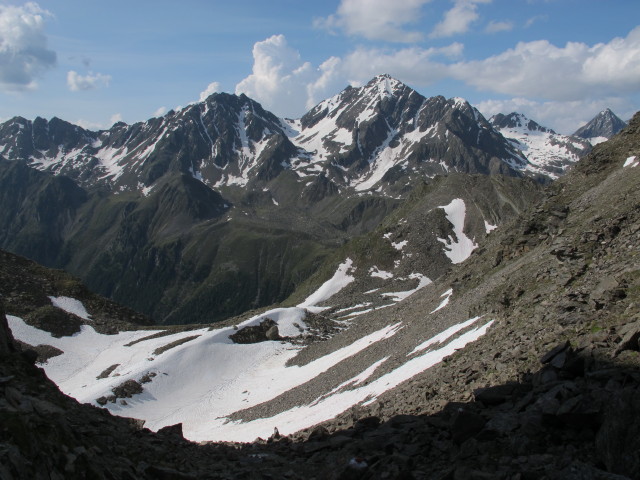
[
  {"left": 430, "top": 0, "right": 491, "bottom": 38},
  {"left": 524, "top": 15, "right": 547, "bottom": 28},
  {"left": 235, "top": 35, "right": 314, "bottom": 116},
  {"left": 153, "top": 106, "right": 167, "bottom": 117},
  {"left": 485, "top": 20, "right": 513, "bottom": 34},
  {"left": 110, "top": 113, "right": 123, "bottom": 125},
  {"left": 67, "top": 70, "right": 111, "bottom": 91},
  {"left": 315, "top": 0, "right": 433, "bottom": 43},
  {"left": 0, "top": 2, "right": 56, "bottom": 91},
  {"left": 199, "top": 81, "right": 221, "bottom": 101},
  {"left": 236, "top": 35, "right": 464, "bottom": 116},
  {"left": 235, "top": 30, "right": 640, "bottom": 126},
  {"left": 450, "top": 27, "right": 640, "bottom": 101}
]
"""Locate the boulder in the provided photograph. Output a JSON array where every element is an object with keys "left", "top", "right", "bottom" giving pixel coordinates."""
[{"left": 229, "top": 318, "right": 281, "bottom": 344}]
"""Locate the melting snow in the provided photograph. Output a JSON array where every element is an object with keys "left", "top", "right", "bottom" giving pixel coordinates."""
[
  {"left": 623, "top": 156, "right": 638, "bottom": 168},
  {"left": 437, "top": 199, "right": 478, "bottom": 264},
  {"left": 430, "top": 288, "right": 453, "bottom": 314},
  {"left": 48, "top": 296, "right": 91, "bottom": 321},
  {"left": 409, "top": 316, "right": 484, "bottom": 355},
  {"left": 391, "top": 240, "right": 408, "bottom": 251},
  {"left": 589, "top": 136, "right": 608, "bottom": 146},
  {"left": 381, "top": 274, "right": 432, "bottom": 302},
  {"left": 369, "top": 266, "right": 393, "bottom": 279},
  {"left": 484, "top": 220, "right": 498, "bottom": 234},
  {"left": 6, "top": 315, "right": 404, "bottom": 442},
  {"left": 298, "top": 259, "right": 355, "bottom": 313}
]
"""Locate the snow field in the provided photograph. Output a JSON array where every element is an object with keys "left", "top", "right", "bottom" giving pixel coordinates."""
[{"left": 7, "top": 256, "right": 494, "bottom": 443}]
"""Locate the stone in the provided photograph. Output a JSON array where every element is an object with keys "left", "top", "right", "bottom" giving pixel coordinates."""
[
  {"left": 540, "top": 341, "right": 570, "bottom": 364},
  {"left": 111, "top": 379, "right": 143, "bottom": 398},
  {"left": 157, "top": 423, "right": 184, "bottom": 438},
  {"left": 229, "top": 318, "right": 280, "bottom": 344},
  {"left": 613, "top": 321, "right": 640, "bottom": 356}
]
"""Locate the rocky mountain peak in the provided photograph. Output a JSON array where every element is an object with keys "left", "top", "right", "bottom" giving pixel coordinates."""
[
  {"left": 573, "top": 108, "right": 627, "bottom": 140},
  {"left": 490, "top": 112, "right": 554, "bottom": 134}
]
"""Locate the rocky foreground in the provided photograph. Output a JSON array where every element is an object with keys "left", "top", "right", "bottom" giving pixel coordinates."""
[{"left": 1, "top": 114, "right": 639, "bottom": 479}]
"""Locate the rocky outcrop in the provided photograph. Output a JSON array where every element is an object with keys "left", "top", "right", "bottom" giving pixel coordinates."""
[{"left": 229, "top": 318, "right": 281, "bottom": 344}]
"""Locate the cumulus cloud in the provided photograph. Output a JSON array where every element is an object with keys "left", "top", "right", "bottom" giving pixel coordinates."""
[
  {"left": 199, "top": 81, "right": 221, "bottom": 101},
  {"left": 430, "top": 0, "right": 491, "bottom": 38},
  {"left": 67, "top": 70, "right": 111, "bottom": 91},
  {"left": 236, "top": 35, "right": 464, "bottom": 116},
  {"left": 315, "top": 0, "right": 433, "bottom": 43},
  {"left": 235, "top": 35, "right": 314, "bottom": 116},
  {"left": 236, "top": 29, "right": 640, "bottom": 123},
  {"left": 485, "top": 20, "right": 513, "bottom": 34},
  {"left": 0, "top": 2, "right": 56, "bottom": 91},
  {"left": 450, "top": 26, "right": 640, "bottom": 100}
]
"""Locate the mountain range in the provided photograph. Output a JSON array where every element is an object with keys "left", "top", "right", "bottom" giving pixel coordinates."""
[
  {"left": 0, "top": 106, "right": 638, "bottom": 479},
  {"left": 0, "top": 75, "right": 626, "bottom": 326}
]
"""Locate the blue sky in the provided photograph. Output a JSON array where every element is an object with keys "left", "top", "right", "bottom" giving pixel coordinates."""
[{"left": 0, "top": 0, "right": 639, "bottom": 133}]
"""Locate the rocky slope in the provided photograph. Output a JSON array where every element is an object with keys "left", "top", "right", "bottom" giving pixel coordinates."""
[
  {"left": 490, "top": 112, "right": 592, "bottom": 179},
  {"left": 1, "top": 112, "right": 639, "bottom": 479}
]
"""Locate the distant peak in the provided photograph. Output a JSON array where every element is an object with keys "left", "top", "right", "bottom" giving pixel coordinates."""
[
  {"left": 573, "top": 108, "right": 627, "bottom": 139},
  {"left": 490, "top": 112, "right": 553, "bottom": 133}
]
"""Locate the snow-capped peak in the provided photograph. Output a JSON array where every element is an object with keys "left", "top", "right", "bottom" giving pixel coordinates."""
[{"left": 490, "top": 112, "right": 591, "bottom": 179}]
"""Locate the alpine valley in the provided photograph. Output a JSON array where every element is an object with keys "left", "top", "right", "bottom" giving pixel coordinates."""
[{"left": 1, "top": 75, "right": 639, "bottom": 479}]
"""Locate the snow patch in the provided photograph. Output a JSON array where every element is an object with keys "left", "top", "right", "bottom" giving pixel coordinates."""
[
  {"left": 430, "top": 288, "right": 453, "bottom": 314},
  {"left": 369, "top": 266, "right": 393, "bottom": 279},
  {"left": 437, "top": 199, "right": 478, "bottom": 264},
  {"left": 48, "top": 296, "right": 91, "bottom": 321},
  {"left": 381, "top": 274, "right": 432, "bottom": 302},
  {"left": 623, "top": 156, "right": 638, "bottom": 168},
  {"left": 409, "top": 316, "right": 484, "bottom": 355},
  {"left": 298, "top": 259, "right": 355, "bottom": 312},
  {"left": 391, "top": 240, "right": 408, "bottom": 251},
  {"left": 484, "top": 220, "right": 498, "bottom": 234}
]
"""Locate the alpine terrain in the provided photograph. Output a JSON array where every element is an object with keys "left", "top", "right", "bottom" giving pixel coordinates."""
[
  {"left": 0, "top": 75, "right": 544, "bottom": 325},
  {"left": 1, "top": 93, "right": 639, "bottom": 480}
]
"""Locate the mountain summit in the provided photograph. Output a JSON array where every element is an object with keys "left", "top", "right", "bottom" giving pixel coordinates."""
[
  {"left": 573, "top": 108, "right": 627, "bottom": 143},
  {"left": 287, "top": 75, "right": 526, "bottom": 193}
]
